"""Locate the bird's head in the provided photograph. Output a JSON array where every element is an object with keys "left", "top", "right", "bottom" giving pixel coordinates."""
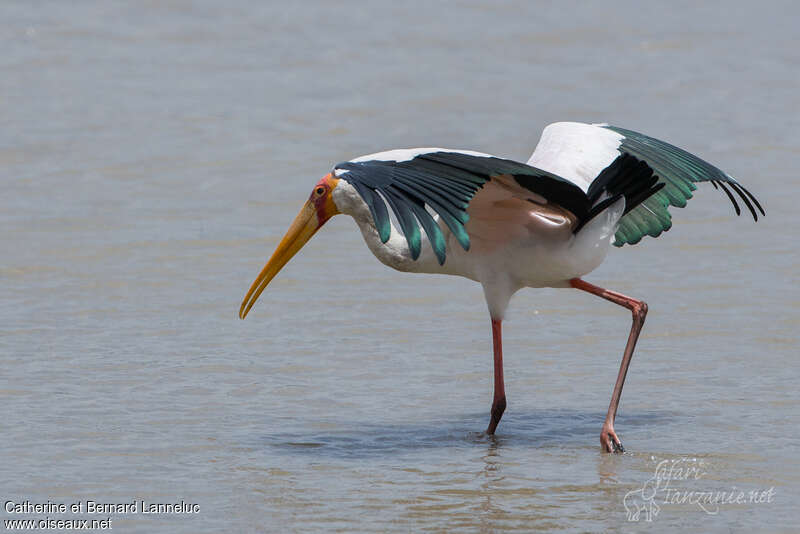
[{"left": 239, "top": 173, "right": 340, "bottom": 319}]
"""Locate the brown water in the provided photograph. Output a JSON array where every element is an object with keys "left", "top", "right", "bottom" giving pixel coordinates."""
[{"left": 2, "top": 1, "right": 798, "bottom": 532}]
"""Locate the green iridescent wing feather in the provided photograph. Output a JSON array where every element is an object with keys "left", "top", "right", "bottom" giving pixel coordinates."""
[
  {"left": 335, "top": 152, "right": 588, "bottom": 265},
  {"left": 336, "top": 129, "right": 764, "bottom": 262},
  {"left": 601, "top": 125, "right": 764, "bottom": 246}
]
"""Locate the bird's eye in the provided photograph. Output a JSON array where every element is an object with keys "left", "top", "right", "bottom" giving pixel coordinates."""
[{"left": 315, "top": 187, "right": 325, "bottom": 196}]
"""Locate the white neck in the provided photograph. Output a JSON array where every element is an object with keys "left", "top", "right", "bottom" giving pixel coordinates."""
[{"left": 332, "top": 180, "right": 444, "bottom": 274}]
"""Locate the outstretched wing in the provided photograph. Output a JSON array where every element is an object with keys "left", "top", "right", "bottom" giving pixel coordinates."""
[
  {"left": 529, "top": 122, "right": 764, "bottom": 246},
  {"left": 333, "top": 148, "right": 595, "bottom": 265}
]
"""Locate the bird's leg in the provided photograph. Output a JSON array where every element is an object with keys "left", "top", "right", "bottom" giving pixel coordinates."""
[
  {"left": 486, "top": 318, "right": 506, "bottom": 435},
  {"left": 570, "top": 278, "right": 648, "bottom": 453}
]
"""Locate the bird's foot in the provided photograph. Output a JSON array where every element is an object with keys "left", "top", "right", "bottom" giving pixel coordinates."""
[
  {"left": 601, "top": 421, "right": 624, "bottom": 453},
  {"left": 485, "top": 396, "right": 506, "bottom": 435}
]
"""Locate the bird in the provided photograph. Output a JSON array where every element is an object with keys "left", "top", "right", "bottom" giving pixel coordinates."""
[{"left": 239, "top": 121, "right": 763, "bottom": 453}]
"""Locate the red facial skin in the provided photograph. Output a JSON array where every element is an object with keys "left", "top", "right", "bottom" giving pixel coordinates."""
[{"left": 309, "top": 173, "right": 340, "bottom": 225}]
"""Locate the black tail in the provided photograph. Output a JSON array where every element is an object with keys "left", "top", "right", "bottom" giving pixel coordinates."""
[{"left": 573, "top": 153, "right": 664, "bottom": 233}]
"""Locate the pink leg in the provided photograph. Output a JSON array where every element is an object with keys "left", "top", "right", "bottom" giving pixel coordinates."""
[
  {"left": 570, "top": 278, "right": 648, "bottom": 453},
  {"left": 486, "top": 319, "right": 506, "bottom": 435}
]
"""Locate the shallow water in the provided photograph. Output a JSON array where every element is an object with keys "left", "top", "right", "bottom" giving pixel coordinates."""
[{"left": 2, "top": 1, "right": 799, "bottom": 532}]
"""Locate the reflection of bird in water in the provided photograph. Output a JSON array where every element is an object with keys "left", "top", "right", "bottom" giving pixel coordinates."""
[
  {"left": 240, "top": 122, "right": 763, "bottom": 452},
  {"left": 478, "top": 441, "right": 502, "bottom": 526}
]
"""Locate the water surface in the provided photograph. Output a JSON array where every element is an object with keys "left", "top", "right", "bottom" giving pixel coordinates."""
[{"left": 2, "top": 1, "right": 798, "bottom": 532}]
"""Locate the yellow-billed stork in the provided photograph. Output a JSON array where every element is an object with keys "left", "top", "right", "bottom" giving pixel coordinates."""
[{"left": 239, "top": 122, "right": 763, "bottom": 453}]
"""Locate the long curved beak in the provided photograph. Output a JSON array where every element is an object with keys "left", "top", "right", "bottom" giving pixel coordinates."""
[{"left": 239, "top": 199, "right": 322, "bottom": 319}]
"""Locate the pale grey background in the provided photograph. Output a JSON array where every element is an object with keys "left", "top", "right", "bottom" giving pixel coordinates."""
[{"left": 2, "top": 1, "right": 798, "bottom": 532}]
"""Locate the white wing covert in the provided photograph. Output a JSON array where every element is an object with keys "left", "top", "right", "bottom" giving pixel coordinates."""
[{"left": 528, "top": 122, "right": 763, "bottom": 246}]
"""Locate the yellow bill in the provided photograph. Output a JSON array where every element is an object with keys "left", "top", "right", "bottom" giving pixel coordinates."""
[{"left": 239, "top": 175, "right": 339, "bottom": 319}]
